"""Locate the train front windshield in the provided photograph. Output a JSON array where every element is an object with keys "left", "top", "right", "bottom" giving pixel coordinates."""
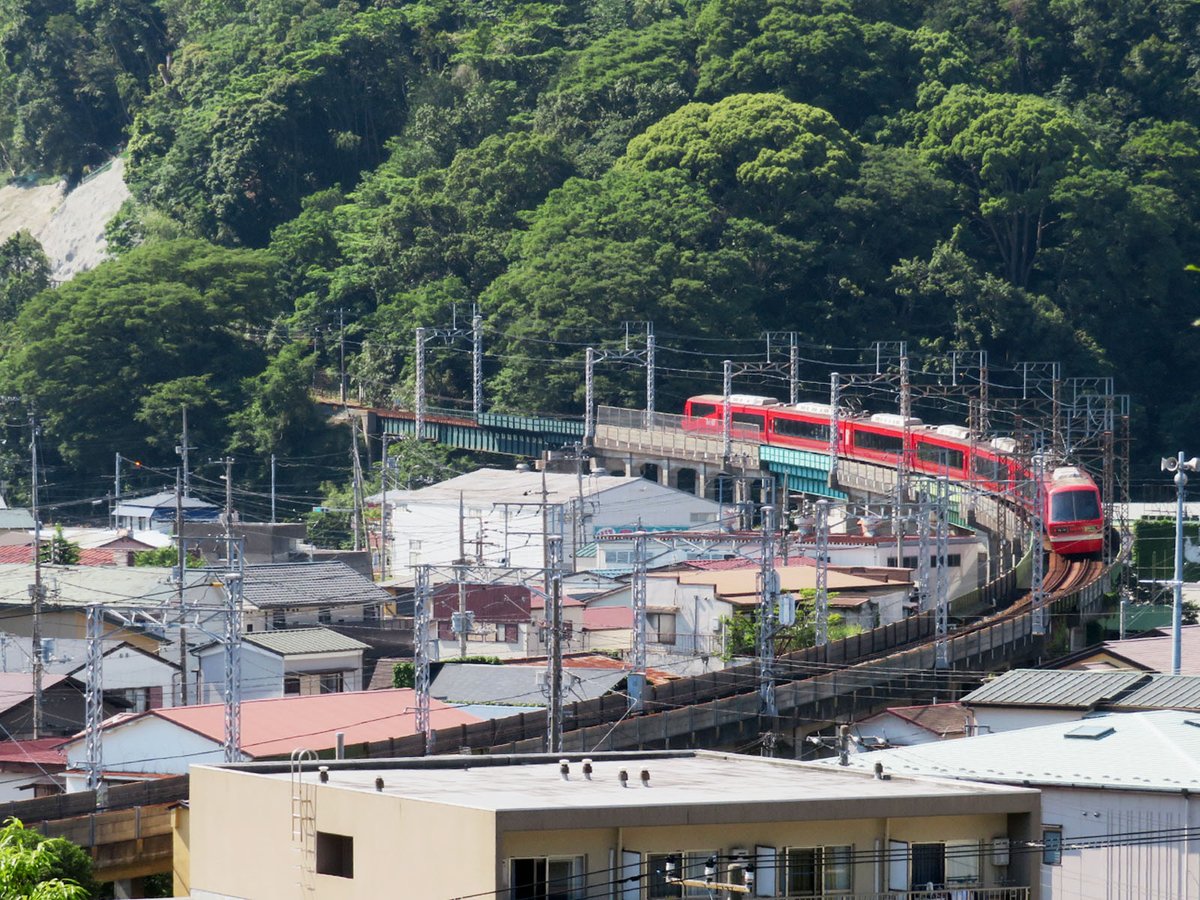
[{"left": 1050, "top": 489, "right": 1101, "bottom": 522}]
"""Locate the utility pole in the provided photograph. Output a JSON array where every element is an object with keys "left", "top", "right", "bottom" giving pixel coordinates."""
[
  {"left": 1163, "top": 452, "right": 1199, "bottom": 675},
  {"left": 758, "top": 505, "right": 778, "bottom": 721},
  {"left": 84, "top": 604, "right": 103, "bottom": 793},
  {"left": 222, "top": 456, "right": 235, "bottom": 564},
  {"left": 545, "top": 535, "right": 564, "bottom": 753},
  {"left": 413, "top": 565, "right": 432, "bottom": 753},
  {"left": 175, "top": 406, "right": 194, "bottom": 497},
  {"left": 472, "top": 313, "right": 484, "bottom": 418},
  {"left": 828, "top": 373, "right": 841, "bottom": 488},
  {"left": 645, "top": 326, "right": 656, "bottom": 424},
  {"left": 379, "top": 437, "right": 389, "bottom": 581},
  {"left": 338, "top": 308, "right": 347, "bottom": 405},
  {"left": 222, "top": 572, "right": 243, "bottom": 763},
  {"left": 629, "top": 529, "right": 647, "bottom": 711},
  {"left": 113, "top": 453, "right": 121, "bottom": 528},
  {"left": 457, "top": 492, "right": 468, "bottom": 659},
  {"left": 1030, "top": 444, "right": 1047, "bottom": 637},
  {"left": 176, "top": 470, "right": 188, "bottom": 706},
  {"left": 584, "top": 346, "right": 595, "bottom": 448},
  {"left": 349, "top": 425, "right": 364, "bottom": 552},
  {"left": 934, "top": 477, "right": 950, "bottom": 669},
  {"left": 270, "top": 453, "right": 276, "bottom": 524},
  {"left": 722, "top": 359, "right": 733, "bottom": 465},
  {"left": 414, "top": 326, "right": 426, "bottom": 439},
  {"left": 916, "top": 488, "right": 931, "bottom": 613},
  {"left": 30, "top": 415, "right": 43, "bottom": 740},
  {"left": 814, "top": 499, "right": 830, "bottom": 646}
]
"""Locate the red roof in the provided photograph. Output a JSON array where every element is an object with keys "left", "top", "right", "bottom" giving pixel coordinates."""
[
  {"left": 0, "top": 546, "right": 133, "bottom": 566},
  {"left": 124, "top": 689, "right": 480, "bottom": 757},
  {"left": 0, "top": 738, "right": 67, "bottom": 767}
]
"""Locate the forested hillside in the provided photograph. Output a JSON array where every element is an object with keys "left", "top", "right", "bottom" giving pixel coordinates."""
[{"left": 1, "top": 0, "right": 1199, "bottom": 508}]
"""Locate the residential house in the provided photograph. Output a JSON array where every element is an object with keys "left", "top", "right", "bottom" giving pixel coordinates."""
[
  {"left": 177, "top": 749, "right": 1041, "bottom": 900},
  {"left": 961, "top": 669, "right": 1200, "bottom": 733},
  {"left": 0, "top": 738, "right": 68, "bottom": 800},
  {"left": 192, "top": 628, "right": 368, "bottom": 702},
  {"left": 0, "top": 672, "right": 125, "bottom": 739},
  {"left": 427, "top": 661, "right": 624, "bottom": 719},
  {"left": 427, "top": 582, "right": 586, "bottom": 659},
  {"left": 206, "top": 561, "right": 393, "bottom": 632},
  {"left": 852, "top": 703, "right": 973, "bottom": 749},
  {"left": 826, "top": 710, "right": 1200, "bottom": 900},
  {"left": 374, "top": 467, "right": 730, "bottom": 576},
  {"left": 113, "top": 492, "right": 221, "bottom": 534},
  {"left": 0, "top": 633, "right": 180, "bottom": 710},
  {"left": 582, "top": 562, "right": 912, "bottom": 660},
  {"left": 0, "top": 563, "right": 219, "bottom": 651},
  {"left": 0, "top": 508, "right": 35, "bottom": 533},
  {"left": 595, "top": 528, "right": 986, "bottom": 600},
  {"left": 57, "top": 688, "right": 481, "bottom": 788},
  {"left": 1051, "top": 625, "right": 1200, "bottom": 676}
]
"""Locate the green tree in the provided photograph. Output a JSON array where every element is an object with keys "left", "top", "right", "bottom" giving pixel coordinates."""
[
  {"left": 920, "top": 86, "right": 1095, "bottom": 287},
  {"left": 39, "top": 526, "right": 79, "bottom": 566},
  {"left": 718, "top": 594, "right": 862, "bottom": 661},
  {"left": 0, "top": 817, "right": 95, "bottom": 899},
  {"left": 0, "top": 231, "right": 49, "bottom": 323},
  {"left": 133, "top": 545, "right": 203, "bottom": 567},
  {"left": 0, "top": 239, "right": 278, "bottom": 473}
]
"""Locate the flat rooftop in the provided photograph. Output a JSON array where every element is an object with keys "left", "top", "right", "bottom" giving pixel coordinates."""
[{"left": 206, "top": 751, "right": 1036, "bottom": 825}]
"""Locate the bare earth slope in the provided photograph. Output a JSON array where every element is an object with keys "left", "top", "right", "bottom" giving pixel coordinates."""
[{"left": 0, "top": 157, "right": 130, "bottom": 281}]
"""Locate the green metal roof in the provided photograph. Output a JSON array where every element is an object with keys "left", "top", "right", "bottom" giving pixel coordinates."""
[{"left": 243, "top": 628, "right": 370, "bottom": 656}]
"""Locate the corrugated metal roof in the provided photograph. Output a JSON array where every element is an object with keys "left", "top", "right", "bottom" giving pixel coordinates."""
[
  {"left": 429, "top": 664, "right": 623, "bottom": 706},
  {"left": 823, "top": 710, "right": 1200, "bottom": 791},
  {"left": 1115, "top": 674, "right": 1200, "bottom": 710},
  {"left": 201, "top": 561, "right": 392, "bottom": 609},
  {"left": 243, "top": 628, "right": 370, "bottom": 656},
  {"left": 961, "top": 669, "right": 1146, "bottom": 708}
]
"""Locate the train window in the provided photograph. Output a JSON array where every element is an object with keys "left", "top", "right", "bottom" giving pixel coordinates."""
[
  {"left": 917, "top": 443, "right": 964, "bottom": 470},
  {"left": 853, "top": 429, "right": 903, "bottom": 454},
  {"left": 689, "top": 402, "right": 718, "bottom": 418},
  {"left": 732, "top": 412, "right": 765, "bottom": 430},
  {"left": 773, "top": 417, "right": 830, "bottom": 441},
  {"left": 1051, "top": 490, "right": 1101, "bottom": 522},
  {"left": 972, "top": 456, "right": 1005, "bottom": 482}
]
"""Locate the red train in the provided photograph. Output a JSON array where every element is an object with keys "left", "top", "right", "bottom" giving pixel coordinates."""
[{"left": 683, "top": 393, "right": 1104, "bottom": 556}]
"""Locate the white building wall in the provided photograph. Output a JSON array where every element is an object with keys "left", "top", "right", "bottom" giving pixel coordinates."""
[
  {"left": 197, "top": 644, "right": 283, "bottom": 703},
  {"left": 389, "top": 476, "right": 728, "bottom": 575},
  {"left": 98, "top": 648, "right": 180, "bottom": 708},
  {"left": 1040, "top": 786, "right": 1200, "bottom": 899},
  {"left": 972, "top": 707, "right": 1086, "bottom": 734},
  {"left": 63, "top": 715, "right": 222, "bottom": 779}
]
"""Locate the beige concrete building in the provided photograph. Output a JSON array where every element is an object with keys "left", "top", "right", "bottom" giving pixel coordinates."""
[{"left": 180, "top": 750, "right": 1040, "bottom": 899}]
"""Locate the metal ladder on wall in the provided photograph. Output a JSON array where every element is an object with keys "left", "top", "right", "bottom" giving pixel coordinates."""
[{"left": 290, "top": 748, "right": 318, "bottom": 898}]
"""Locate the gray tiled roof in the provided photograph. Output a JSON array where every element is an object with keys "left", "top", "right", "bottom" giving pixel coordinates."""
[
  {"left": 961, "top": 669, "right": 1146, "bottom": 708},
  {"left": 201, "top": 561, "right": 391, "bottom": 609},
  {"left": 243, "top": 628, "right": 369, "bottom": 656},
  {"left": 429, "top": 663, "right": 623, "bottom": 706}
]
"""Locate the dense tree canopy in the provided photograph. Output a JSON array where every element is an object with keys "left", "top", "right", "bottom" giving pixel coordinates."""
[{"left": 1, "top": 0, "right": 1200, "bottom": 503}]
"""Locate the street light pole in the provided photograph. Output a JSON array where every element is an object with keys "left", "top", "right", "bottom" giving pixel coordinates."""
[{"left": 1162, "top": 452, "right": 1200, "bottom": 676}]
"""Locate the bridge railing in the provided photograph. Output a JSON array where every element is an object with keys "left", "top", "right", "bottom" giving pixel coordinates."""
[{"left": 596, "top": 407, "right": 760, "bottom": 467}]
